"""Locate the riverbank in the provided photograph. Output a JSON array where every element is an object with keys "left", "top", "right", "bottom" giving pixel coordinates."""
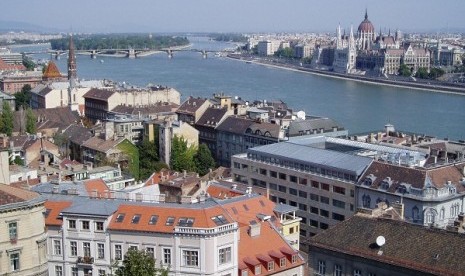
[{"left": 227, "top": 54, "right": 465, "bottom": 96}]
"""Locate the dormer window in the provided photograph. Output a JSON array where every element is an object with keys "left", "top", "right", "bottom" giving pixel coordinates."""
[
  {"left": 280, "top": 257, "right": 286, "bottom": 267},
  {"left": 364, "top": 178, "right": 373, "bottom": 186},
  {"left": 380, "top": 178, "right": 392, "bottom": 190},
  {"left": 267, "top": 261, "right": 274, "bottom": 271},
  {"left": 397, "top": 185, "right": 408, "bottom": 194}
]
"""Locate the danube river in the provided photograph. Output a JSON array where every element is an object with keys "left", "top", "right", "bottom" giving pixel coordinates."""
[{"left": 18, "top": 37, "right": 465, "bottom": 140}]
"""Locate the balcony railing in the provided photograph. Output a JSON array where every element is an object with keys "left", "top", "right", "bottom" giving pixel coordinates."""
[{"left": 77, "top": 256, "right": 94, "bottom": 265}]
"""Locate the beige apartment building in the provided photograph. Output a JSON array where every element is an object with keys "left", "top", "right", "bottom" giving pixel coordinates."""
[{"left": 0, "top": 184, "right": 48, "bottom": 276}]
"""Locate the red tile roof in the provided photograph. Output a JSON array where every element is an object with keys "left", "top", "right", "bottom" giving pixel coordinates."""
[
  {"left": 0, "top": 184, "right": 40, "bottom": 205},
  {"left": 84, "top": 178, "right": 109, "bottom": 197},
  {"left": 44, "top": 201, "right": 72, "bottom": 226}
]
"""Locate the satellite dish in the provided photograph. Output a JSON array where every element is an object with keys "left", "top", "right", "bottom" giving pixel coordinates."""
[{"left": 376, "top": 236, "right": 386, "bottom": 247}]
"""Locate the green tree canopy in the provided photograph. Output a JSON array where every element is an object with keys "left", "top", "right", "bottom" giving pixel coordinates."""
[
  {"left": 22, "top": 54, "right": 36, "bottom": 71},
  {"left": 14, "top": 84, "right": 32, "bottom": 110},
  {"left": 139, "top": 139, "right": 161, "bottom": 180},
  {"left": 115, "top": 248, "right": 168, "bottom": 276},
  {"left": 194, "top": 143, "right": 216, "bottom": 176},
  {"left": 25, "top": 108, "right": 37, "bottom": 134},
  {"left": 398, "top": 64, "right": 412, "bottom": 77},
  {"left": 415, "top": 67, "right": 429, "bottom": 79},
  {"left": 170, "top": 135, "right": 196, "bottom": 172},
  {"left": 274, "top": 47, "right": 295, "bottom": 59},
  {"left": 429, "top": 67, "right": 445, "bottom": 79},
  {"left": 1, "top": 101, "right": 14, "bottom": 136}
]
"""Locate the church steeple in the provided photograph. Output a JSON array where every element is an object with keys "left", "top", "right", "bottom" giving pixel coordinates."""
[
  {"left": 67, "top": 35, "right": 77, "bottom": 81},
  {"left": 365, "top": 8, "right": 368, "bottom": 20}
]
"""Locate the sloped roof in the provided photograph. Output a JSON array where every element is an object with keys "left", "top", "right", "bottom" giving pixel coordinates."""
[
  {"left": 176, "top": 96, "right": 209, "bottom": 115},
  {"left": 195, "top": 107, "right": 229, "bottom": 127},
  {"left": 84, "top": 178, "right": 110, "bottom": 197},
  {"left": 42, "top": 61, "right": 62, "bottom": 79},
  {"left": 81, "top": 136, "right": 125, "bottom": 152},
  {"left": 83, "top": 88, "right": 115, "bottom": 101},
  {"left": 111, "top": 103, "right": 178, "bottom": 115},
  {"left": 44, "top": 200, "right": 72, "bottom": 226},
  {"left": 0, "top": 184, "right": 40, "bottom": 206},
  {"left": 288, "top": 117, "right": 343, "bottom": 136},
  {"left": 62, "top": 124, "right": 93, "bottom": 145},
  {"left": 310, "top": 214, "right": 465, "bottom": 275},
  {"left": 247, "top": 121, "right": 281, "bottom": 138},
  {"left": 0, "top": 58, "right": 25, "bottom": 71},
  {"left": 216, "top": 116, "right": 254, "bottom": 134}
]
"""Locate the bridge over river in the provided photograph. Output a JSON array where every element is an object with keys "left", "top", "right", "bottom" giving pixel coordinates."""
[{"left": 22, "top": 47, "right": 237, "bottom": 60}]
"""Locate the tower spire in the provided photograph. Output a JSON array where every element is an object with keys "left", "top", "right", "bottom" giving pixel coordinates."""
[
  {"left": 365, "top": 8, "right": 368, "bottom": 20},
  {"left": 68, "top": 34, "right": 77, "bottom": 81},
  {"left": 336, "top": 24, "right": 342, "bottom": 49}
]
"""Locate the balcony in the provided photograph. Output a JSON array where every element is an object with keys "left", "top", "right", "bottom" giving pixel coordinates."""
[{"left": 77, "top": 256, "right": 94, "bottom": 266}]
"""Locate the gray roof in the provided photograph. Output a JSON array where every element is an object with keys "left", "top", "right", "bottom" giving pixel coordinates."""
[
  {"left": 31, "top": 181, "right": 89, "bottom": 196},
  {"left": 61, "top": 198, "right": 120, "bottom": 217},
  {"left": 274, "top": 203, "right": 299, "bottom": 214},
  {"left": 248, "top": 140, "right": 373, "bottom": 176},
  {"left": 288, "top": 117, "right": 343, "bottom": 136}
]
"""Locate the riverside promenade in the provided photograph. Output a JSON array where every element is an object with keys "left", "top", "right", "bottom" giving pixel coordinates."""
[{"left": 227, "top": 54, "right": 465, "bottom": 95}]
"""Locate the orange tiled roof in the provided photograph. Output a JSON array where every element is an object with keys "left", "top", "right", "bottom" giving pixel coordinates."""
[
  {"left": 207, "top": 185, "right": 243, "bottom": 199},
  {"left": 84, "top": 178, "right": 109, "bottom": 197},
  {"left": 0, "top": 58, "right": 26, "bottom": 71},
  {"left": 42, "top": 61, "right": 62, "bottom": 79},
  {"left": 44, "top": 200, "right": 72, "bottom": 226},
  {"left": 107, "top": 204, "right": 230, "bottom": 233}
]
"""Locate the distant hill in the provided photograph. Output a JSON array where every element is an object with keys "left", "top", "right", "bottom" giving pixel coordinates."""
[{"left": 0, "top": 20, "right": 63, "bottom": 33}]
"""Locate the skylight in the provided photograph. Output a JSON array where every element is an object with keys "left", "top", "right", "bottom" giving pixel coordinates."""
[
  {"left": 212, "top": 215, "right": 229, "bottom": 226},
  {"left": 116, "top": 213, "right": 125, "bottom": 223}
]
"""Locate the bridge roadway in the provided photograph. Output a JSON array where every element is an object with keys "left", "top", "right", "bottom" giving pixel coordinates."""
[{"left": 22, "top": 47, "right": 236, "bottom": 59}]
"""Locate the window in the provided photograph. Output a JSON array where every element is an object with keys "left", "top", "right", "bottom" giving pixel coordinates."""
[
  {"left": 182, "top": 250, "right": 199, "bottom": 267},
  {"left": 8, "top": 222, "right": 17, "bottom": 240},
  {"left": 332, "top": 213, "right": 345, "bottom": 221},
  {"left": 289, "top": 188, "right": 297, "bottom": 195},
  {"left": 318, "top": 260, "right": 326, "bottom": 275},
  {"left": 129, "top": 245, "right": 138, "bottom": 251},
  {"left": 268, "top": 261, "right": 274, "bottom": 271},
  {"left": 279, "top": 173, "right": 286, "bottom": 180},
  {"left": 321, "top": 183, "right": 330, "bottom": 191},
  {"left": 320, "top": 196, "right": 329, "bottom": 204},
  {"left": 242, "top": 269, "right": 249, "bottom": 276},
  {"left": 115, "top": 245, "right": 122, "bottom": 260},
  {"left": 95, "top": 221, "right": 104, "bottom": 231},
  {"left": 83, "top": 242, "right": 91, "bottom": 257},
  {"left": 311, "top": 181, "right": 319, "bottom": 188},
  {"left": 320, "top": 223, "right": 329, "bottom": 230},
  {"left": 10, "top": 252, "right": 20, "bottom": 271},
  {"left": 362, "top": 195, "right": 371, "bottom": 208},
  {"left": 270, "top": 171, "right": 277, "bottom": 178},
  {"left": 116, "top": 213, "right": 125, "bottom": 222},
  {"left": 354, "top": 269, "right": 362, "bottom": 276},
  {"left": 82, "top": 220, "right": 90, "bottom": 230},
  {"left": 98, "top": 243, "right": 105, "bottom": 259},
  {"left": 149, "top": 215, "right": 158, "bottom": 225},
  {"left": 178, "top": 217, "right": 195, "bottom": 227},
  {"left": 165, "top": 217, "right": 175, "bottom": 226},
  {"left": 290, "top": 175, "right": 298, "bottom": 183},
  {"left": 278, "top": 185, "right": 287, "bottom": 193},
  {"left": 310, "top": 207, "right": 319, "bottom": 214},
  {"left": 269, "top": 183, "right": 277, "bottom": 190},
  {"left": 260, "top": 168, "right": 267, "bottom": 175},
  {"left": 132, "top": 214, "right": 141, "bottom": 224},
  {"left": 310, "top": 219, "right": 319, "bottom": 227},
  {"left": 333, "top": 186, "right": 346, "bottom": 195},
  {"left": 146, "top": 247, "right": 155, "bottom": 259},
  {"left": 255, "top": 265, "right": 261, "bottom": 275},
  {"left": 298, "top": 203, "right": 307, "bottom": 211},
  {"left": 72, "top": 267, "right": 78, "bottom": 276},
  {"left": 334, "top": 264, "right": 342, "bottom": 276},
  {"left": 320, "top": 209, "right": 329, "bottom": 217},
  {"left": 55, "top": 266, "right": 63, "bottom": 276},
  {"left": 333, "top": 199, "right": 346, "bottom": 209},
  {"left": 54, "top": 240, "right": 62, "bottom": 255},
  {"left": 299, "top": 178, "right": 307, "bottom": 185},
  {"left": 219, "top": 247, "right": 232, "bottom": 265},
  {"left": 163, "top": 248, "right": 171, "bottom": 265},
  {"left": 70, "top": 241, "right": 77, "bottom": 256},
  {"left": 292, "top": 254, "right": 297, "bottom": 264},
  {"left": 310, "top": 193, "right": 319, "bottom": 201},
  {"left": 299, "top": 190, "right": 307, "bottom": 198},
  {"left": 68, "top": 219, "right": 76, "bottom": 229},
  {"left": 280, "top": 257, "right": 286, "bottom": 267},
  {"left": 99, "top": 269, "right": 106, "bottom": 276}
]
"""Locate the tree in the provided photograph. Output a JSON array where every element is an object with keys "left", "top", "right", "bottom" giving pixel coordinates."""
[
  {"left": 429, "top": 67, "right": 445, "bottom": 79},
  {"left": 274, "top": 47, "right": 294, "bottom": 59},
  {"left": 14, "top": 84, "right": 31, "bottom": 110},
  {"left": 415, "top": 67, "right": 429, "bottom": 79},
  {"left": 170, "top": 135, "right": 196, "bottom": 172},
  {"left": 25, "top": 108, "right": 37, "bottom": 134},
  {"left": 115, "top": 248, "right": 169, "bottom": 276},
  {"left": 194, "top": 143, "right": 216, "bottom": 176},
  {"left": 22, "top": 54, "right": 36, "bottom": 71},
  {"left": 138, "top": 139, "right": 160, "bottom": 180},
  {"left": 398, "top": 64, "right": 411, "bottom": 77},
  {"left": 1, "top": 101, "right": 14, "bottom": 136}
]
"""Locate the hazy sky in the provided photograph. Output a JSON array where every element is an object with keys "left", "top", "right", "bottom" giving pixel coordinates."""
[{"left": 3, "top": 0, "right": 465, "bottom": 33}]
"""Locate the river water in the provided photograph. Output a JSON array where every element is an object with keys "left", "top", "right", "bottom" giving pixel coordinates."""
[{"left": 14, "top": 37, "right": 465, "bottom": 140}]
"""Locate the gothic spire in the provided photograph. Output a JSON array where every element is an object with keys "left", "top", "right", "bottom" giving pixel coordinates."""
[
  {"left": 67, "top": 34, "right": 77, "bottom": 81},
  {"left": 365, "top": 8, "right": 368, "bottom": 20}
]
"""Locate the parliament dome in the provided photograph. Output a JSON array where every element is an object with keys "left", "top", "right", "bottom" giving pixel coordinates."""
[{"left": 358, "top": 11, "right": 375, "bottom": 33}]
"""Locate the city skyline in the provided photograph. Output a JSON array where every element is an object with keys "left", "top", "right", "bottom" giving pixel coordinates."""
[{"left": 2, "top": 0, "right": 465, "bottom": 34}]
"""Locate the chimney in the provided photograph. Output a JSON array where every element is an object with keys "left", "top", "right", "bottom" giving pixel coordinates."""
[
  {"left": 246, "top": 186, "right": 252, "bottom": 194},
  {"left": 391, "top": 202, "right": 404, "bottom": 219},
  {"left": 231, "top": 184, "right": 237, "bottom": 190},
  {"left": 248, "top": 221, "right": 261, "bottom": 237},
  {"left": 40, "top": 174, "right": 48, "bottom": 183}
]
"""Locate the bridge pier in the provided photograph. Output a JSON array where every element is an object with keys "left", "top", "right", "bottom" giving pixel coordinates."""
[
  {"left": 202, "top": 50, "right": 207, "bottom": 59},
  {"left": 167, "top": 50, "right": 173, "bottom": 59},
  {"left": 54, "top": 53, "right": 61, "bottom": 60},
  {"left": 91, "top": 50, "right": 97, "bottom": 59},
  {"left": 128, "top": 49, "right": 136, "bottom": 59}
]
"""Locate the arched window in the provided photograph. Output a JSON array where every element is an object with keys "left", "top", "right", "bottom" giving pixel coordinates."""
[
  {"left": 440, "top": 207, "right": 445, "bottom": 221},
  {"left": 425, "top": 209, "right": 436, "bottom": 224}
]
